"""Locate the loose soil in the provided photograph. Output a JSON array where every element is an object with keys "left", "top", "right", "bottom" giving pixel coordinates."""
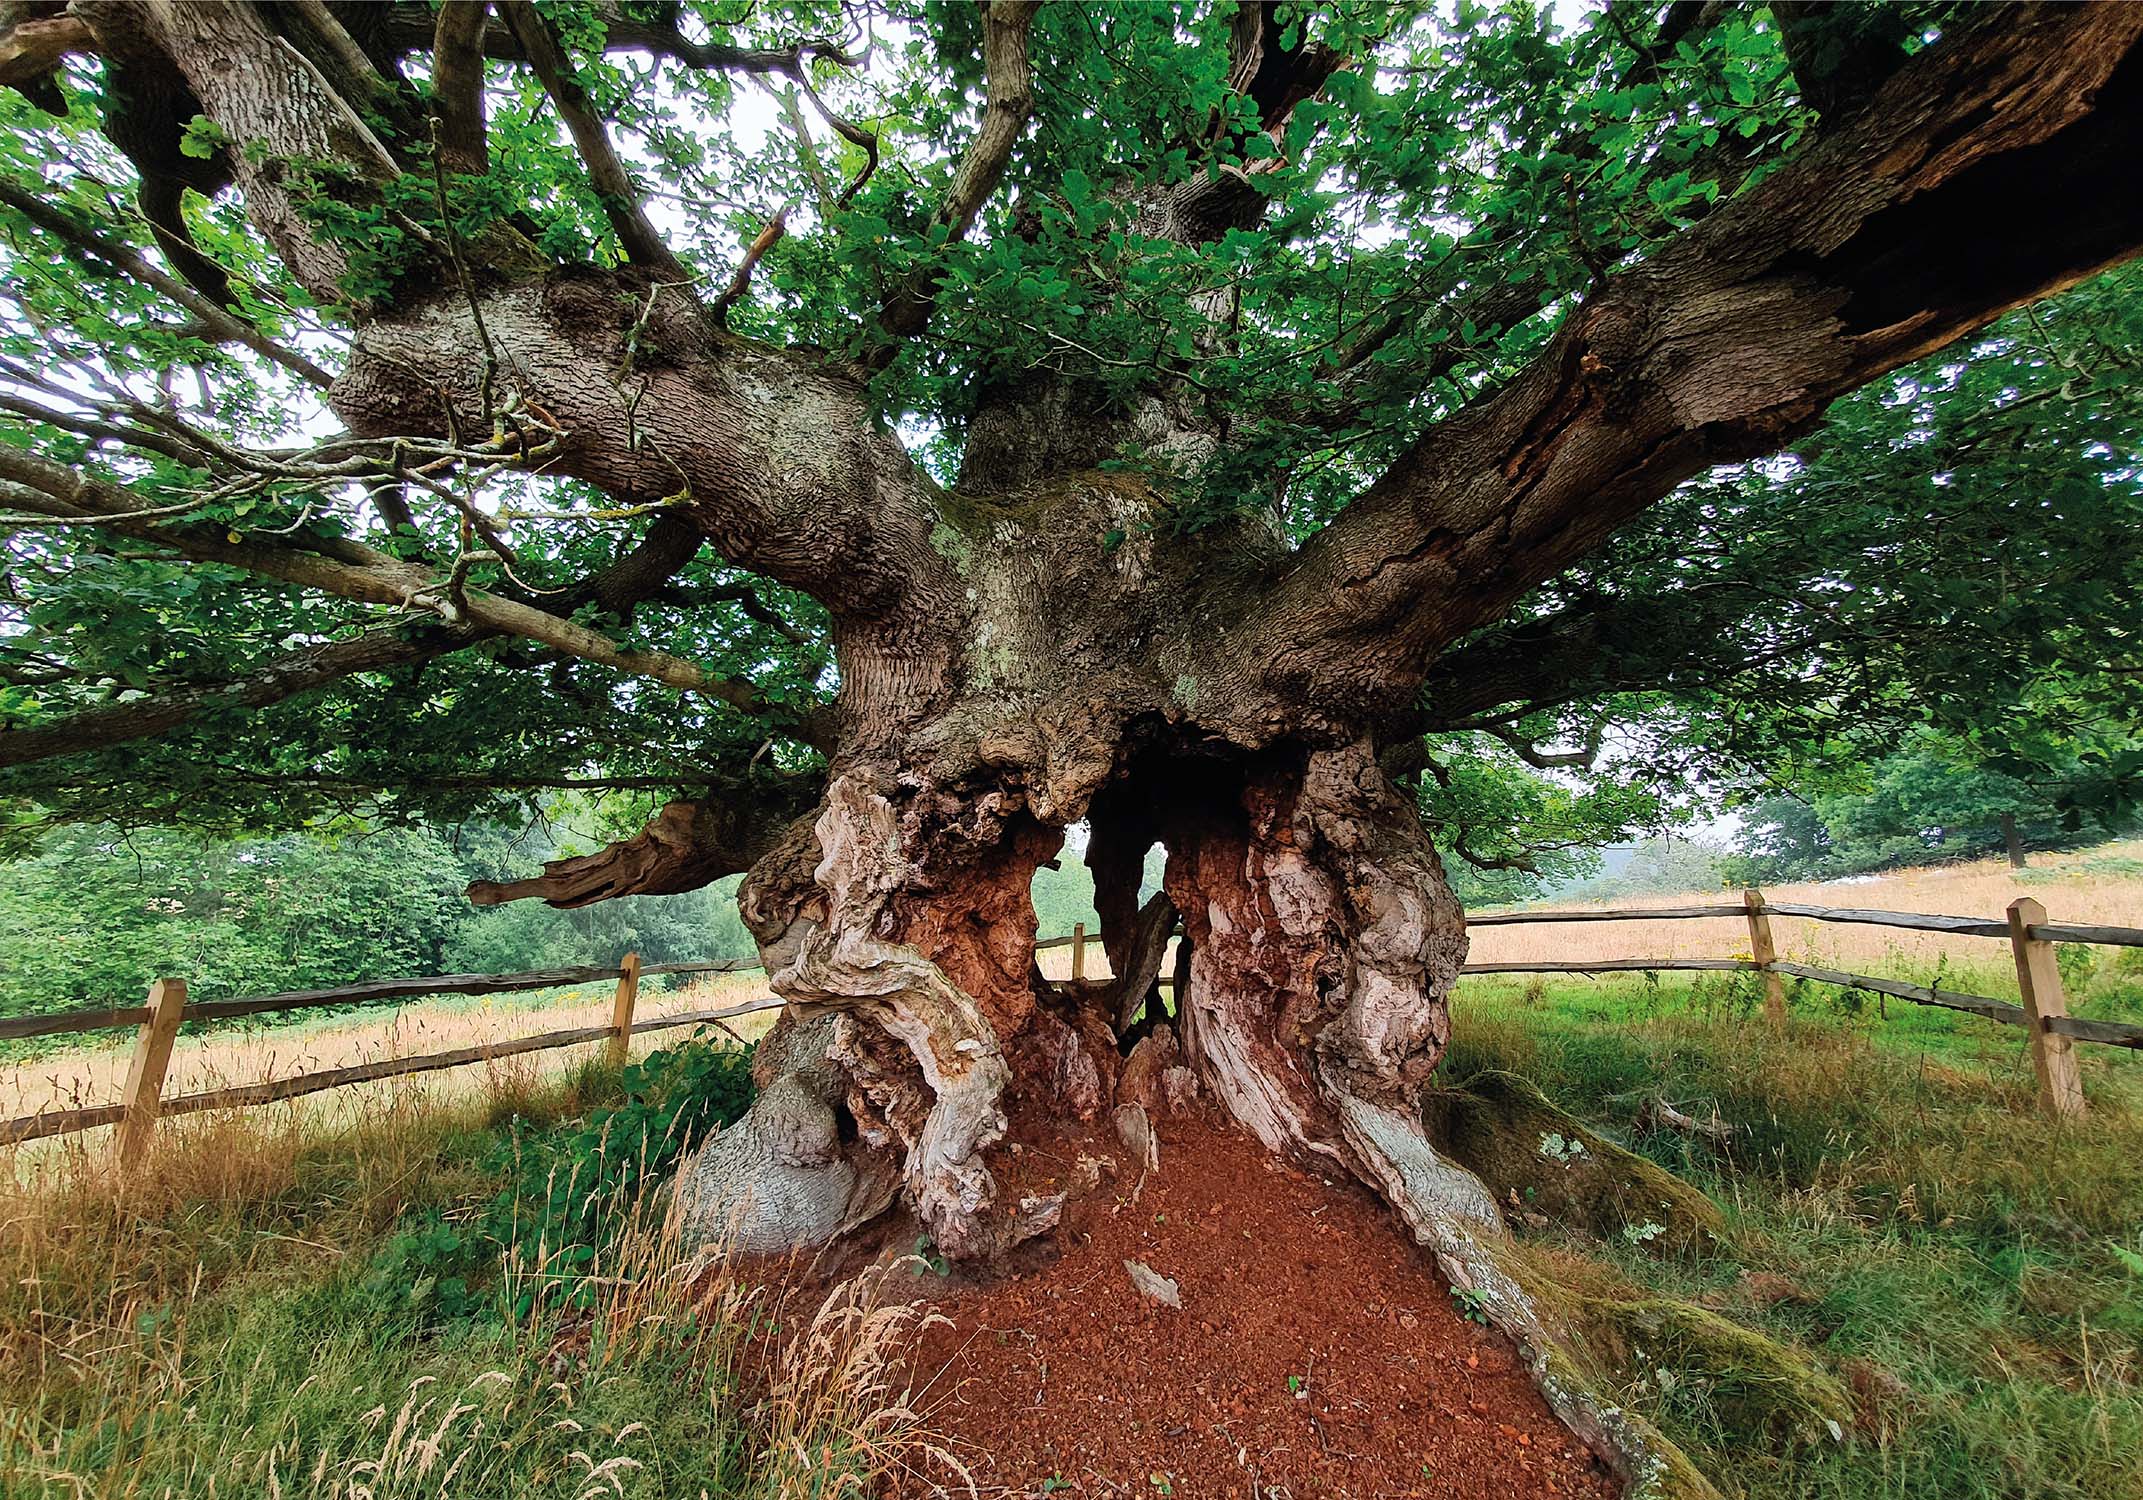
[{"left": 899, "top": 1111, "right": 1619, "bottom": 1499}]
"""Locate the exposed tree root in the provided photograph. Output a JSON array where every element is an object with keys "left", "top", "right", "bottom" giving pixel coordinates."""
[
  {"left": 673, "top": 1012, "right": 899, "bottom": 1254},
  {"left": 1422, "top": 1070, "right": 1727, "bottom": 1254},
  {"left": 668, "top": 741, "right": 1814, "bottom": 1494}
]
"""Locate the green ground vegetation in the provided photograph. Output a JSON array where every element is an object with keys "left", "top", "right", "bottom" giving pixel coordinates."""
[
  {"left": 9, "top": 970, "right": 2139, "bottom": 1498},
  {"left": 1447, "top": 969, "right": 2143, "bottom": 1499},
  {"left": 0, "top": 1035, "right": 938, "bottom": 1500}
]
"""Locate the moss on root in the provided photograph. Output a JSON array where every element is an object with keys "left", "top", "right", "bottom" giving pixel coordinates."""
[
  {"left": 1578, "top": 1297, "right": 1852, "bottom": 1442},
  {"left": 1423, "top": 1069, "right": 1726, "bottom": 1253},
  {"left": 1418, "top": 1075, "right": 1848, "bottom": 1493},
  {"left": 1473, "top": 1247, "right": 1851, "bottom": 1497}
]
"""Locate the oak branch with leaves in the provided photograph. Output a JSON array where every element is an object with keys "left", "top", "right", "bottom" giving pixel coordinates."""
[{"left": 2, "top": 1, "right": 2140, "bottom": 1465}]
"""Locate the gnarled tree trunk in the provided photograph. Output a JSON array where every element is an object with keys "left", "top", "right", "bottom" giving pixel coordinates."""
[{"left": 12, "top": 2, "right": 2143, "bottom": 1490}]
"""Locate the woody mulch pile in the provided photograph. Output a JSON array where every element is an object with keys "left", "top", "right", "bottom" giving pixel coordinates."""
[{"left": 900, "top": 1112, "right": 1619, "bottom": 1499}]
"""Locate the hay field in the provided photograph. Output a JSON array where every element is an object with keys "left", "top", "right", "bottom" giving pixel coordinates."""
[
  {"left": 11, "top": 839, "right": 2134, "bottom": 1151},
  {"left": 0, "top": 967, "right": 780, "bottom": 1145},
  {"left": 1464, "top": 838, "right": 2143, "bottom": 985},
  {"left": 1036, "top": 841, "right": 2142, "bottom": 991}
]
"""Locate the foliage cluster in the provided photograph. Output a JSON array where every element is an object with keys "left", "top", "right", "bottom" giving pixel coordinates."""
[
  {"left": 366, "top": 1036, "right": 757, "bottom": 1327},
  {"left": 0, "top": 0, "right": 2133, "bottom": 881},
  {"left": 1723, "top": 736, "right": 2133, "bottom": 884}
]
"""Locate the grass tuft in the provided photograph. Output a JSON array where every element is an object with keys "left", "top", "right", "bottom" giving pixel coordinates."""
[
  {"left": 0, "top": 1043, "right": 952, "bottom": 1499},
  {"left": 1453, "top": 972, "right": 2143, "bottom": 1499}
]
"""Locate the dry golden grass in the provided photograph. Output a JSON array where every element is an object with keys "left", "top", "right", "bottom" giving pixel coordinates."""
[
  {"left": 1465, "top": 839, "right": 2143, "bottom": 987},
  {"left": 15, "top": 840, "right": 2133, "bottom": 1162},
  {"left": 0, "top": 1056, "right": 960, "bottom": 1500},
  {"left": 0, "top": 968, "right": 782, "bottom": 1167}
]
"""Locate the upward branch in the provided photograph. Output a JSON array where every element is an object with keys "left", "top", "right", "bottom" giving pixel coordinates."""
[
  {"left": 871, "top": 0, "right": 1039, "bottom": 358},
  {"left": 1243, "top": 2, "right": 2143, "bottom": 729},
  {"left": 430, "top": 0, "right": 493, "bottom": 176},
  {"left": 497, "top": 0, "right": 690, "bottom": 284}
]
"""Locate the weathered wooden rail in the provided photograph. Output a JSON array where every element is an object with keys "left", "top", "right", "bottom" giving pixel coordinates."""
[
  {"left": 6, "top": 890, "right": 2137, "bottom": 1160},
  {"left": 1463, "top": 889, "right": 2142, "bottom": 1120},
  {"left": 2, "top": 955, "right": 783, "bottom": 1158},
  {"left": 1040, "top": 893, "right": 2143, "bottom": 1121}
]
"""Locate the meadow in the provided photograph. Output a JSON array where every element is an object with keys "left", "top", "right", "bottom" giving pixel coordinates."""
[
  {"left": 1467, "top": 839, "right": 2143, "bottom": 999},
  {"left": 0, "top": 1040, "right": 951, "bottom": 1499},
  {"left": 1, "top": 844, "right": 2138, "bottom": 1498},
  {"left": 0, "top": 969, "right": 783, "bottom": 1154}
]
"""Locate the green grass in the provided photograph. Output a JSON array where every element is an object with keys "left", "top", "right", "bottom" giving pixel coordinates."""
[
  {"left": 9, "top": 978, "right": 2140, "bottom": 1498},
  {"left": 1451, "top": 972, "right": 2143, "bottom": 1499},
  {"left": 0, "top": 1044, "right": 941, "bottom": 1500}
]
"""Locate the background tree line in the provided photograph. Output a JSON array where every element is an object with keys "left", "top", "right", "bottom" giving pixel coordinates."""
[{"left": 0, "top": 816, "right": 758, "bottom": 1020}]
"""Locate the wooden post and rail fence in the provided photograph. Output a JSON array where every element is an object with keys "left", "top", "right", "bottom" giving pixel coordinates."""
[
  {"left": 1040, "top": 889, "right": 2139, "bottom": 1121},
  {"left": 3, "top": 891, "right": 2137, "bottom": 1165}
]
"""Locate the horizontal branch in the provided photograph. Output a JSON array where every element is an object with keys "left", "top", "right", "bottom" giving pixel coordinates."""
[
  {"left": 0, "top": 447, "right": 783, "bottom": 718},
  {"left": 468, "top": 790, "right": 816, "bottom": 908},
  {"left": 374, "top": 4, "right": 864, "bottom": 78},
  {"left": 0, "top": 624, "right": 476, "bottom": 770}
]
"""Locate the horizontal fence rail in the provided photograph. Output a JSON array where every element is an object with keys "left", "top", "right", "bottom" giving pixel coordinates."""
[
  {"left": 2, "top": 955, "right": 782, "bottom": 1152},
  {"left": 1457, "top": 889, "right": 2142, "bottom": 1115},
  {"left": 1041, "top": 894, "right": 2140, "bottom": 1115},
  {"left": 5, "top": 889, "right": 2138, "bottom": 1155},
  {"left": 0, "top": 958, "right": 762, "bottom": 1043}
]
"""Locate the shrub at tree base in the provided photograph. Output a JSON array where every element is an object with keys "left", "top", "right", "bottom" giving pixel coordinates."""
[{"left": 366, "top": 1036, "right": 756, "bottom": 1328}]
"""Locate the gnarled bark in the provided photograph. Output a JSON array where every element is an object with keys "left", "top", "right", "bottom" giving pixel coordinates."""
[{"left": 16, "top": 6, "right": 2143, "bottom": 1490}]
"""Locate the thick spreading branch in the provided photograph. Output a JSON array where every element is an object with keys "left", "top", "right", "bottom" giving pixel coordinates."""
[
  {"left": 1246, "top": 3, "right": 2143, "bottom": 727},
  {"left": 0, "top": 5, "right": 85, "bottom": 111},
  {"left": 0, "top": 625, "right": 474, "bottom": 769},
  {"left": 1131, "top": 1, "right": 1348, "bottom": 247},
  {"left": 0, "top": 447, "right": 781, "bottom": 717},
  {"left": 371, "top": 3, "right": 866, "bottom": 78}
]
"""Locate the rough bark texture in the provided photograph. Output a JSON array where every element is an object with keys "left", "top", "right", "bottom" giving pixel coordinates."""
[{"left": 21, "top": 5, "right": 2143, "bottom": 1490}]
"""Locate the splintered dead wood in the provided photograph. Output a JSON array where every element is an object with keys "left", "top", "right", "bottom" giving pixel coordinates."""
[{"left": 897, "top": 1114, "right": 1618, "bottom": 1500}]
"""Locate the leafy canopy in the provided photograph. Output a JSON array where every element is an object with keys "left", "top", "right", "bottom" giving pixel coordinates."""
[{"left": 1, "top": 0, "right": 2135, "bottom": 879}]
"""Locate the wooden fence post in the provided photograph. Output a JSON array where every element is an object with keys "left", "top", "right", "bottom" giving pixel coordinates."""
[
  {"left": 115, "top": 977, "right": 186, "bottom": 1171},
  {"left": 2007, "top": 897, "right": 2085, "bottom": 1120},
  {"left": 1743, "top": 889, "right": 1787, "bottom": 1031},
  {"left": 1070, "top": 922, "right": 1087, "bottom": 982},
  {"left": 607, "top": 952, "right": 641, "bottom": 1070}
]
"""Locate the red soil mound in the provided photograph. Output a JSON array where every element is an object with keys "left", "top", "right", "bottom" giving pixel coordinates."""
[{"left": 902, "top": 1112, "right": 1618, "bottom": 1499}]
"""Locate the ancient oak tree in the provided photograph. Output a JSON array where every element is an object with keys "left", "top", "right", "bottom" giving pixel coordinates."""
[{"left": 3, "top": 1, "right": 2140, "bottom": 1419}]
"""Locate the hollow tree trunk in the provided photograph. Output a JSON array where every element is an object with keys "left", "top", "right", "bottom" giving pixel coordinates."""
[{"left": 675, "top": 702, "right": 1480, "bottom": 1267}]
